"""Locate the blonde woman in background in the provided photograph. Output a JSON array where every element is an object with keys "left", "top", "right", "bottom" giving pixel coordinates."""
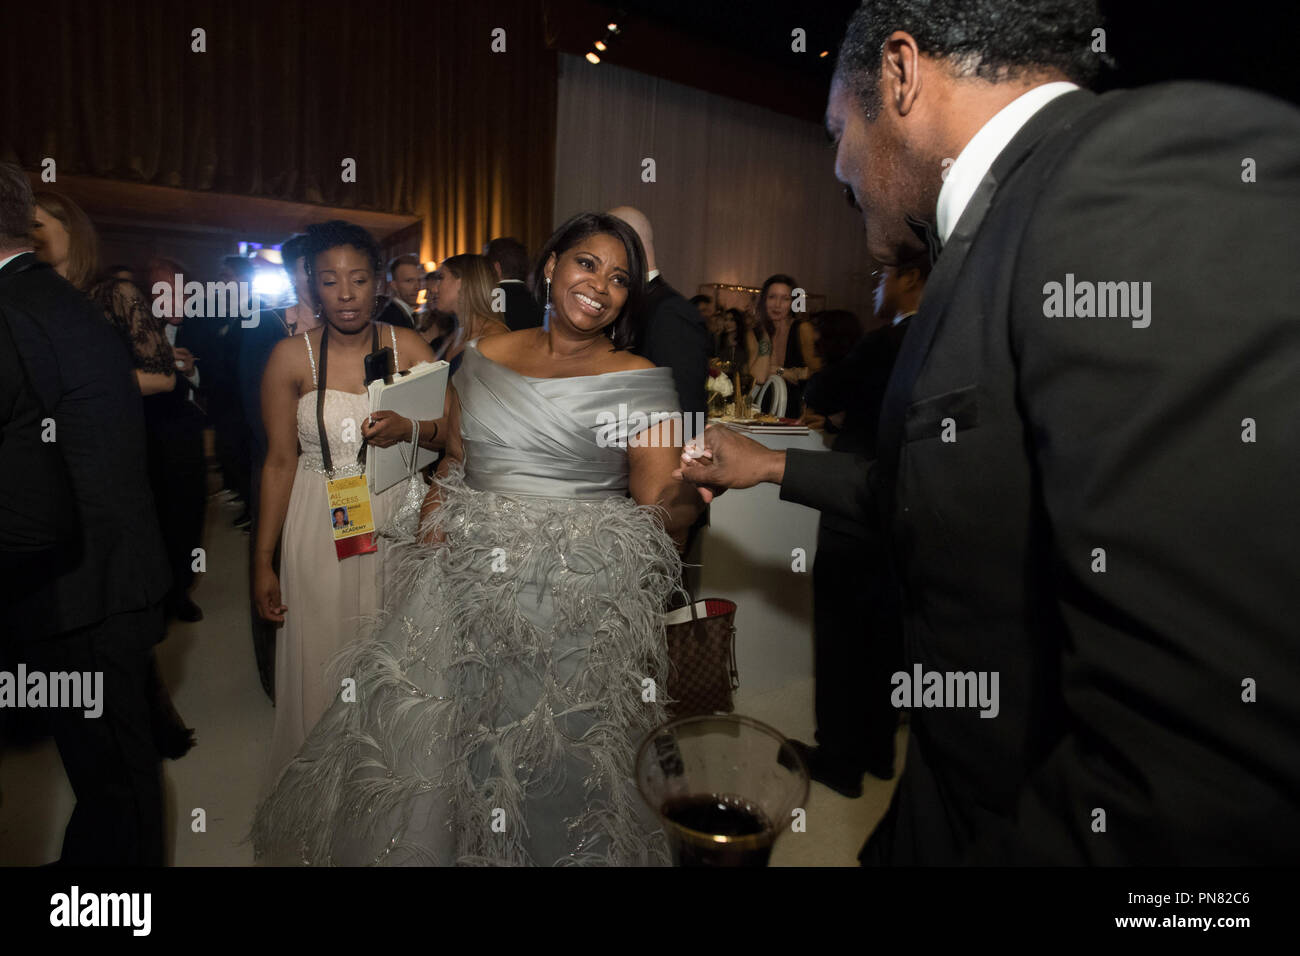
[{"left": 426, "top": 253, "right": 509, "bottom": 376}]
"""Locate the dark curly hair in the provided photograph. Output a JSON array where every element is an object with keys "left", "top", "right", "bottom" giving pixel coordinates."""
[
  {"left": 530, "top": 212, "right": 646, "bottom": 351},
  {"left": 834, "top": 0, "right": 1109, "bottom": 120},
  {"left": 301, "top": 220, "right": 383, "bottom": 282}
]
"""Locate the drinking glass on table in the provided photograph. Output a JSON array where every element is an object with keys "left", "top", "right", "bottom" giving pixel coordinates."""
[{"left": 636, "top": 714, "right": 809, "bottom": 867}]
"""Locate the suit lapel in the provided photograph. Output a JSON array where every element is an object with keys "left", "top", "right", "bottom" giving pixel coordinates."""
[
  {"left": 0, "top": 251, "right": 42, "bottom": 280},
  {"left": 876, "top": 90, "right": 1099, "bottom": 497}
]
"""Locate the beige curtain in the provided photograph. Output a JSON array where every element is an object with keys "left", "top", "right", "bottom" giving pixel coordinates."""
[
  {"left": 553, "top": 54, "right": 876, "bottom": 320},
  {"left": 1, "top": 0, "right": 556, "bottom": 267}
]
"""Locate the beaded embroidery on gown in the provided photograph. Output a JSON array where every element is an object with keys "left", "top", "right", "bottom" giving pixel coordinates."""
[{"left": 252, "top": 342, "right": 683, "bottom": 865}]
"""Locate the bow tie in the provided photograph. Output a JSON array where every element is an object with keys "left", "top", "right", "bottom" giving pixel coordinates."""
[{"left": 905, "top": 214, "right": 944, "bottom": 266}]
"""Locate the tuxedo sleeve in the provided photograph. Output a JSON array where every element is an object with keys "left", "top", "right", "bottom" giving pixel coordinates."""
[
  {"left": 0, "top": 311, "right": 77, "bottom": 567},
  {"left": 642, "top": 300, "right": 710, "bottom": 417},
  {"left": 979, "top": 85, "right": 1300, "bottom": 863},
  {"left": 779, "top": 448, "right": 875, "bottom": 527}
]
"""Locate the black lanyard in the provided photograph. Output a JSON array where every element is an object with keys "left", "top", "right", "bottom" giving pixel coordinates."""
[{"left": 315, "top": 322, "right": 379, "bottom": 477}]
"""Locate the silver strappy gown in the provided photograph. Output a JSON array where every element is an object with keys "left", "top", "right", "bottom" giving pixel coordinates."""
[{"left": 252, "top": 343, "right": 684, "bottom": 866}]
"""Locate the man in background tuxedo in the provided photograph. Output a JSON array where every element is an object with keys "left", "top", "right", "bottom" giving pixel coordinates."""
[
  {"left": 147, "top": 257, "right": 212, "bottom": 619},
  {"left": 789, "top": 256, "right": 929, "bottom": 797},
  {"left": 484, "top": 237, "right": 543, "bottom": 331},
  {"left": 0, "top": 162, "right": 170, "bottom": 864},
  {"left": 373, "top": 254, "right": 420, "bottom": 330},
  {"left": 679, "top": 0, "right": 1300, "bottom": 863},
  {"left": 606, "top": 206, "right": 711, "bottom": 419}
]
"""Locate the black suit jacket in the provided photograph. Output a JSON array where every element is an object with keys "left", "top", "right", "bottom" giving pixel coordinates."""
[
  {"left": 498, "top": 279, "right": 542, "bottom": 331},
  {"left": 144, "top": 319, "right": 207, "bottom": 438},
  {"left": 0, "top": 307, "right": 76, "bottom": 574},
  {"left": 374, "top": 296, "right": 415, "bottom": 330},
  {"left": 0, "top": 254, "right": 170, "bottom": 640},
  {"left": 802, "top": 317, "right": 909, "bottom": 542},
  {"left": 781, "top": 83, "right": 1300, "bottom": 863},
  {"left": 237, "top": 308, "right": 290, "bottom": 468},
  {"left": 633, "top": 275, "right": 711, "bottom": 417}
]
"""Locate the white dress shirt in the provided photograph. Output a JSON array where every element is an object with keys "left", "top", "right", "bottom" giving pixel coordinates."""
[
  {"left": 165, "top": 321, "right": 201, "bottom": 389},
  {"left": 391, "top": 296, "right": 414, "bottom": 321},
  {"left": 935, "top": 81, "right": 1079, "bottom": 244}
]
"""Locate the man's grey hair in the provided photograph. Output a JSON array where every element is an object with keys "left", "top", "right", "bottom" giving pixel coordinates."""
[{"left": 0, "top": 163, "right": 35, "bottom": 244}]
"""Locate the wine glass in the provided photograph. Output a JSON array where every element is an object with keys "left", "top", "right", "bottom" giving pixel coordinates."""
[{"left": 636, "top": 714, "right": 809, "bottom": 867}]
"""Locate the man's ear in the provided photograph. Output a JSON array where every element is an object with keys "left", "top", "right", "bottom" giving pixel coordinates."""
[
  {"left": 493, "top": 261, "right": 503, "bottom": 281},
  {"left": 881, "top": 30, "right": 923, "bottom": 117}
]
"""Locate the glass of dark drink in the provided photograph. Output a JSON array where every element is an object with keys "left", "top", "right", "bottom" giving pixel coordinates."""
[{"left": 635, "top": 714, "right": 809, "bottom": 867}]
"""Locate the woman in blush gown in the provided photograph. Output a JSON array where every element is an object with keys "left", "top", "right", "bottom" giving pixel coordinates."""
[
  {"left": 252, "top": 213, "right": 704, "bottom": 866},
  {"left": 252, "top": 220, "right": 439, "bottom": 784}
]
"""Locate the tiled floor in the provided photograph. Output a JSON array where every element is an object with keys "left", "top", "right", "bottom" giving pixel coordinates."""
[{"left": 0, "top": 489, "right": 900, "bottom": 866}]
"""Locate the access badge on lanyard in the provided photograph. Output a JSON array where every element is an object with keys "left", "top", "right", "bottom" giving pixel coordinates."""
[
  {"left": 327, "top": 474, "right": 378, "bottom": 559},
  {"left": 317, "top": 321, "right": 381, "bottom": 560}
]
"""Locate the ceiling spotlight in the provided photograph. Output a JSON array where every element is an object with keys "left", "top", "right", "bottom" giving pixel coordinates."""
[
  {"left": 607, "top": 22, "right": 619, "bottom": 33},
  {"left": 594, "top": 40, "right": 606, "bottom": 51},
  {"left": 819, "top": 50, "right": 829, "bottom": 58},
  {"left": 586, "top": 51, "right": 601, "bottom": 64}
]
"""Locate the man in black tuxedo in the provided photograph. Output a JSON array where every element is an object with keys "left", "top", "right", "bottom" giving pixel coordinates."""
[
  {"left": 679, "top": 0, "right": 1300, "bottom": 863},
  {"left": 373, "top": 254, "right": 420, "bottom": 330},
  {"left": 789, "top": 257, "right": 929, "bottom": 797},
  {"left": 0, "top": 163, "right": 170, "bottom": 864},
  {"left": 484, "top": 237, "right": 543, "bottom": 331},
  {"left": 606, "top": 206, "right": 711, "bottom": 420}
]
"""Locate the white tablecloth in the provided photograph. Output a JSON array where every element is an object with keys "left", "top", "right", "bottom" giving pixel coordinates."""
[{"left": 695, "top": 429, "right": 832, "bottom": 694}]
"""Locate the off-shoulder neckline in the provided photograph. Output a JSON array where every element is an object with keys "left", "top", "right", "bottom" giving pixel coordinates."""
[{"left": 467, "top": 340, "right": 664, "bottom": 381}]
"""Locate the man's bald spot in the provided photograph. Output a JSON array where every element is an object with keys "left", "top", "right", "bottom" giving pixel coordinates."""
[{"left": 606, "top": 205, "right": 653, "bottom": 244}]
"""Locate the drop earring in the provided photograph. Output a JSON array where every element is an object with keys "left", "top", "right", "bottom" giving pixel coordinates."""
[{"left": 544, "top": 276, "right": 552, "bottom": 326}]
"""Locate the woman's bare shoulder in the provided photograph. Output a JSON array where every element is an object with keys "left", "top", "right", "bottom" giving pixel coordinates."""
[
  {"left": 267, "top": 332, "right": 309, "bottom": 376},
  {"left": 604, "top": 350, "right": 657, "bottom": 373},
  {"left": 477, "top": 327, "right": 531, "bottom": 360}
]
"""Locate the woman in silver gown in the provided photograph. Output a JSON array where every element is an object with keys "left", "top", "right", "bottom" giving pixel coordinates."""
[{"left": 252, "top": 213, "right": 705, "bottom": 865}]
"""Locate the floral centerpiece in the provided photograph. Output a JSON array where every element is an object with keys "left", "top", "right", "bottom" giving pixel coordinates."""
[{"left": 706, "top": 358, "right": 735, "bottom": 418}]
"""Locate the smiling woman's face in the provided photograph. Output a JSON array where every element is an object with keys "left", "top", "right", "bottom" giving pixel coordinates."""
[
  {"left": 312, "top": 245, "right": 374, "bottom": 333},
  {"left": 544, "top": 232, "right": 630, "bottom": 336}
]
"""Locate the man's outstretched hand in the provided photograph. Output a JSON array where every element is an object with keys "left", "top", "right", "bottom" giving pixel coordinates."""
[{"left": 673, "top": 423, "right": 786, "bottom": 504}]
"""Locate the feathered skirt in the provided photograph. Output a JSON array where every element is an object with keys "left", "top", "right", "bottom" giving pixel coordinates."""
[{"left": 250, "top": 464, "right": 681, "bottom": 866}]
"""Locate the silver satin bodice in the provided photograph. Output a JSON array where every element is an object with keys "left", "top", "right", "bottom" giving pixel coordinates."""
[{"left": 455, "top": 342, "right": 680, "bottom": 499}]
